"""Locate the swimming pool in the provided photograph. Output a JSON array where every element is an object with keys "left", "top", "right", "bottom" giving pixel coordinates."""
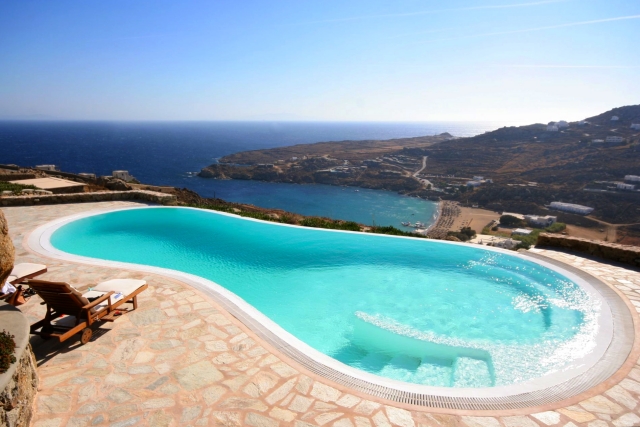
[{"left": 47, "top": 207, "right": 610, "bottom": 390}]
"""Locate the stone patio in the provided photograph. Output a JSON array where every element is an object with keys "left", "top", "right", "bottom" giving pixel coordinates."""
[{"left": 3, "top": 201, "right": 640, "bottom": 427}]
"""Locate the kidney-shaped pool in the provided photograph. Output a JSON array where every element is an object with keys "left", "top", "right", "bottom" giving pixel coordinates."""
[{"left": 48, "top": 207, "right": 610, "bottom": 390}]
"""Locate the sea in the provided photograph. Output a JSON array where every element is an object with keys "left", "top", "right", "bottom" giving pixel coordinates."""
[{"left": 1, "top": 121, "right": 507, "bottom": 228}]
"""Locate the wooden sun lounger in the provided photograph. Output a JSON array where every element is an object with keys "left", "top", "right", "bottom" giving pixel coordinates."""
[{"left": 27, "top": 278, "right": 148, "bottom": 344}]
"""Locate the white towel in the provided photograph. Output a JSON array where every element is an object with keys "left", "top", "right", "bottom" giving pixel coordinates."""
[{"left": 1, "top": 281, "right": 16, "bottom": 294}]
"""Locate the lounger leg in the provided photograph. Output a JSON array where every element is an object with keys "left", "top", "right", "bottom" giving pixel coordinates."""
[{"left": 132, "top": 296, "right": 138, "bottom": 310}]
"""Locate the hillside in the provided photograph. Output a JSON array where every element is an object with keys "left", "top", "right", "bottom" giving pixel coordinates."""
[{"left": 199, "top": 105, "right": 640, "bottom": 224}]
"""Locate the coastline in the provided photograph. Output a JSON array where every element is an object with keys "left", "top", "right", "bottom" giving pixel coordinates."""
[{"left": 424, "top": 200, "right": 443, "bottom": 234}]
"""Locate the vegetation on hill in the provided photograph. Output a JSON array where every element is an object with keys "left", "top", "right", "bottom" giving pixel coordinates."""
[
  {"left": 0, "top": 181, "right": 37, "bottom": 195},
  {"left": 184, "top": 198, "right": 427, "bottom": 240},
  {"left": 447, "top": 227, "right": 476, "bottom": 242}
]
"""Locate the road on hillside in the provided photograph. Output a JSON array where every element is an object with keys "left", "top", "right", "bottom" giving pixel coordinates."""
[{"left": 412, "top": 156, "right": 433, "bottom": 188}]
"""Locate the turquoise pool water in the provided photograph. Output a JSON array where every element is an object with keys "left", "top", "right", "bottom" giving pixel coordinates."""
[{"left": 50, "top": 207, "right": 601, "bottom": 388}]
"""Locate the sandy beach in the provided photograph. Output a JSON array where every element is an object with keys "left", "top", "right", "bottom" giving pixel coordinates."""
[
  {"left": 427, "top": 202, "right": 500, "bottom": 238},
  {"left": 451, "top": 206, "right": 501, "bottom": 233}
]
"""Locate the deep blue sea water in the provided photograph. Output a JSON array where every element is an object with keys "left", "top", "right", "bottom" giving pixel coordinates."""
[{"left": 1, "top": 121, "right": 506, "bottom": 226}]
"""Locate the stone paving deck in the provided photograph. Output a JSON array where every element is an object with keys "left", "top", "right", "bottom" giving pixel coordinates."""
[{"left": 3, "top": 202, "right": 640, "bottom": 427}]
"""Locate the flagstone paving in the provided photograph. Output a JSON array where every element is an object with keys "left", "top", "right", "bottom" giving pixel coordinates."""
[{"left": 3, "top": 202, "right": 640, "bottom": 427}]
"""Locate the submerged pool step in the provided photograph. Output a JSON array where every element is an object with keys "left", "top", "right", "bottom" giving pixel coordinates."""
[
  {"left": 351, "top": 312, "right": 496, "bottom": 387},
  {"left": 451, "top": 356, "right": 494, "bottom": 388}
]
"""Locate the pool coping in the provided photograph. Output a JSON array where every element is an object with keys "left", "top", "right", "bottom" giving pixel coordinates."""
[{"left": 25, "top": 205, "right": 636, "bottom": 411}]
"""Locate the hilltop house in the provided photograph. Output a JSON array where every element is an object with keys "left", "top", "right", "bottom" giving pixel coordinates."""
[
  {"left": 112, "top": 170, "right": 135, "bottom": 182},
  {"left": 617, "top": 183, "right": 635, "bottom": 191},
  {"left": 512, "top": 228, "right": 532, "bottom": 236},
  {"left": 577, "top": 121, "right": 590, "bottom": 126},
  {"left": 606, "top": 136, "right": 624, "bottom": 144},
  {"left": 556, "top": 120, "right": 569, "bottom": 128},
  {"left": 631, "top": 124, "right": 640, "bottom": 130},
  {"left": 625, "top": 175, "right": 640, "bottom": 182},
  {"left": 549, "top": 201, "right": 594, "bottom": 215},
  {"left": 546, "top": 124, "right": 559, "bottom": 132},
  {"left": 35, "top": 165, "right": 57, "bottom": 171},
  {"left": 611, "top": 116, "right": 619, "bottom": 121},
  {"left": 525, "top": 215, "right": 557, "bottom": 228}
]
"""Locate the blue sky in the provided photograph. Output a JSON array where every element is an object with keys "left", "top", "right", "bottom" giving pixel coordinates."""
[{"left": 0, "top": 0, "right": 638, "bottom": 123}]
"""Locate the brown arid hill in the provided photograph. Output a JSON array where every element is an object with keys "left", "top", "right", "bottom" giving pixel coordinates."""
[
  {"left": 424, "top": 104, "right": 640, "bottom": 184},
  {"left": 199, "top": 105, "right": 640, "bottom": 225},
  {"left": 219, "top": 133, "right": 452, "bottom": 164}
]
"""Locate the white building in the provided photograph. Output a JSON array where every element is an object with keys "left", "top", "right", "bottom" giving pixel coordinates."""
[
  {"left": 547, "top": 124, "right": 559, "bottom": 132},
  {"left": 625, "top": 175, "right": 640, "bottom": 182},
  {"left": 112, "top": 170, "right": 135, "bottom": 182},
  {"left": 631, "top": 124, "right": 640, "bottom": 130},
  {"left": 78, "top": 173, "right": 96, "bottom": 179},
  {"left": 606, "top": 136, "right": 624, "bottom": 143},
  {"left": 472, "top": 176, "right": 484, "bottom": 181},
  {"left": 35, "top": 165, "right": 57, "bottom": 171},
  {"left": 611, "top": 116, "right": 619, "bottom": 121},
  {"left": 290, "top": 157, "right": 298, "bottom": 161},
  {"left": 577, "top": 121, "right": 589, "bottom": 126},
  {"left": 549, "top": 202, "right": 594, "bottom": 215},
  {"left": 556, "top": 120, "right": 569, "bottom": 128},
  {"left": 466, "top": 180, "right": 482, "bottom": 187},
  {"left": 512, "top": 228, "right": 533, "bottom": 236},
  {"left": 525, "top": 215, "right": 557, "bottom": 228},
  {"left": 617, "top": 183, "right": 635, "bottom": 191},
  {"left": 591, "top": 139, "right": 604, "bottom": 144}
]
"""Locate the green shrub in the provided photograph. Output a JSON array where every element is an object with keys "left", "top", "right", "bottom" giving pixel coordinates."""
[
  {"left": 511, "top": 228, "right": 543, "bottom": 246},
  {"left": 0, "top": 181, "right": 38, "bottom": 195},
  {"left": 368, "top": 225, "right": 426, "bottom": 238},
  {"left": 447, "top": 226, "right": 476, "bottom": 242},
  {"left": 499, "top": 214, "right": 525, "bottom": 227},
  {"left": 300, "top": 217, "right": 361, "bottom": 231},
  {"left": 0, "top": 330, "right": 16, "bottom": 374},
  {"left": 545, "top": 222, "right": 566, "bottom": 233}
]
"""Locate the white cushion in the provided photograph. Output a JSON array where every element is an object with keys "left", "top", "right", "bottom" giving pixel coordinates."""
[
  {"left": 9, "top": 263, "right": 47, "bottom": 282},
  {"left": 82, "top": 290, "right": 124, "bottom": 309},
  {"left": 93, "top": 279, "right": 146, "bottom": 296}
]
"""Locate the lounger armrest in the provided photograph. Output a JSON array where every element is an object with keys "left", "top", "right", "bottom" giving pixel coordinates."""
[{"left": 83, "top": 291, "right": 115, "bottom": 310}]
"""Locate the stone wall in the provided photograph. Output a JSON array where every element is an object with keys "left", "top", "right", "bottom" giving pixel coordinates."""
[
  {"left": 0, "top": 343, "right": 37, "bottom": 427},
  {"left": 0, "top": 190, "right": 176, "bottom": 207},
  {"left": 0, "top": 210, "right": 14, "bottom": 284},
  {"left": 0, "top": 304, "right": 38, "bottom": 427},
  {"left": 537, "top": 233, "right": 640, "bottom": 267}
]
